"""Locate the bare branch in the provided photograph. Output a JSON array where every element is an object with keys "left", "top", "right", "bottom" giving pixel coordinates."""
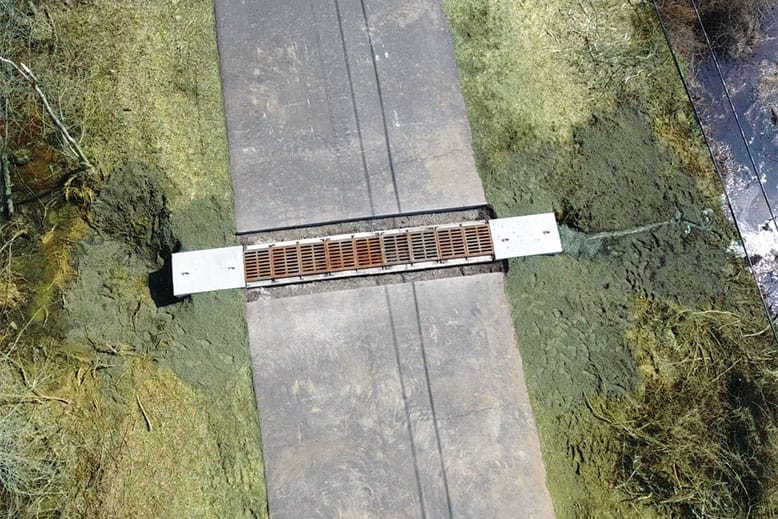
[{"left": 0, "top": 56, "right": 93, "bottom": 172}]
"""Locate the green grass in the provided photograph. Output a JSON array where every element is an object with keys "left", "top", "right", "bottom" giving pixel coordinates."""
[
  {"left": 444, "top": 0, "right": 777, "bottom": 517},
  {"left": 0, "top": 1, "right": 266, "bottom": 517}
]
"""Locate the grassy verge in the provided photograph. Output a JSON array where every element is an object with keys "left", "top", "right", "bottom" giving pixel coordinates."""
[
  {"left": 602, "top": 300, "right": 778, "bottom": 515},
  {"left": 1, "top": 1, "right": 266, "bottom": 517},
  {"left": 444, "top": 0, "right": 777, "bottom": 517}
]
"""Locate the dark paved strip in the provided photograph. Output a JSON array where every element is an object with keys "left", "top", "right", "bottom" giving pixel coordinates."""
[
  {"left": 245, "top": 273, "right": 554, "bottom": 518},
  {"left": 214, "top": 0, "right": 485, "bottom": 233}
]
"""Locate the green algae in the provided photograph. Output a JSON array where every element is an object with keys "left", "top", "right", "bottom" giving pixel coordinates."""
[
  {"left": 1, "top": 1, "right": 267, "bottom": 517},
  {"left": 444, "top": 0, "right": 775, "bottom": 516}
]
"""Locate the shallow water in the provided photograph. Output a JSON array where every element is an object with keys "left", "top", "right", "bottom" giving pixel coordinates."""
[{"left": 656, "top": 2, "right": 778, "bottom": 321}]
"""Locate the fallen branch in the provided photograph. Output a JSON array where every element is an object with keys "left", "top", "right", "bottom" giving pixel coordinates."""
[
  {"left": 1, "top": 96, "right": 13, "bottom": 216},
  {"left": 0, "top": 148, "right": 12, "bottom": 216},
  {"left": 136, "top": 394, "right": 153, "bottom": 432},
  {"left": 0, "top": 393, "right": 71, "bottom": 405},
  {"left": 584, "top": 393, "right": 615, "bottom": 426},
  {"left": 0, "top": 56, "right": 93, "bottom": 172}
]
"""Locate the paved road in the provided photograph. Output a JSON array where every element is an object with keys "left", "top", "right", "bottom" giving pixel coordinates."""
[
  {"left": 246, "top": 274, "right": 553, "bottom": 517},
  {"left": 214, "top": 0, "right": 554, "bottom": 516},
  {"left": 214, "top": 0, "right": 485, "bottom": 233}
]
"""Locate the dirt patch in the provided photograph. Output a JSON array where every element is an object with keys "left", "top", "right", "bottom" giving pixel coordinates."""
[{"left": 90, "top": 161, "right": 177, "bottom": 259}]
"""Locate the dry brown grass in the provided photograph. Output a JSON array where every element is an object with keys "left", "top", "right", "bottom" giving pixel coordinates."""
[{"left": 598, "top": 299, "right": 778, "bottom": 517}]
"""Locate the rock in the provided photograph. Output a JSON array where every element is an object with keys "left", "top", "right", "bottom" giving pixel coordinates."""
[{"left": 10, "top": 149, "right": 32, "bottom": 166}]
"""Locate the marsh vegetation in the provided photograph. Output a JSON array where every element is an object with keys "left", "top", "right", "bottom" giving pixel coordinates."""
[
  {"left": 1, "top": 1, "right": 265, "bottom": 516},
  {"left": 445, "top": 0, "right": 778, "bottom": 516},
  {"left": 1, "top": 0, "right": 776, "bottom": 517}
]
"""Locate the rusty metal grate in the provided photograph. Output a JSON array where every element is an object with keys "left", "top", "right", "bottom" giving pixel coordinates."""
[
  {"left": 244, "top": 223, "right": 494, "bottom": 283},
  {"left": 383, "top": 234, "right": 412, "bottom": 264}
]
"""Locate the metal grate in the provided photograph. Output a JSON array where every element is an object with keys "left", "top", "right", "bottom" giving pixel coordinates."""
[
  {"left": 244, "top": 223, "right": 494, "bottom": 283},
  {"left": 383, "top": 234, "right": 412, "bottom": 264}
]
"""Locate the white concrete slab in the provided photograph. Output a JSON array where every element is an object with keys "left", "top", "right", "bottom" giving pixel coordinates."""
[
  {"left": 490, "top": 213, "right": 563, "bottom": 260},
  {"left": 171, "top": 246, "right": 244, "bottom": 296},
  {"left": 245, "top": 273, "right": 554, "bottom": 517}
]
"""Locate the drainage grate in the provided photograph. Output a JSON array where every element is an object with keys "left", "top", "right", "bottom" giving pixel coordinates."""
[
  {"left": 171, "top": 213, "right": 562, "bottom": 296},
  {"left": 244, "top": 222, "right": 494, "bottom": 284}
]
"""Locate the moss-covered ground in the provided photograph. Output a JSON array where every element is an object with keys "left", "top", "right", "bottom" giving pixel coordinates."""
[
  {"left": 2, "top": 0, "right": 777, "bottom": 517},
  {"left": 1, "top": 1, "right": 265, "bottom": 517},
  {"left": 444, "top": 0, "right": 777, "bottom": 517}
]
